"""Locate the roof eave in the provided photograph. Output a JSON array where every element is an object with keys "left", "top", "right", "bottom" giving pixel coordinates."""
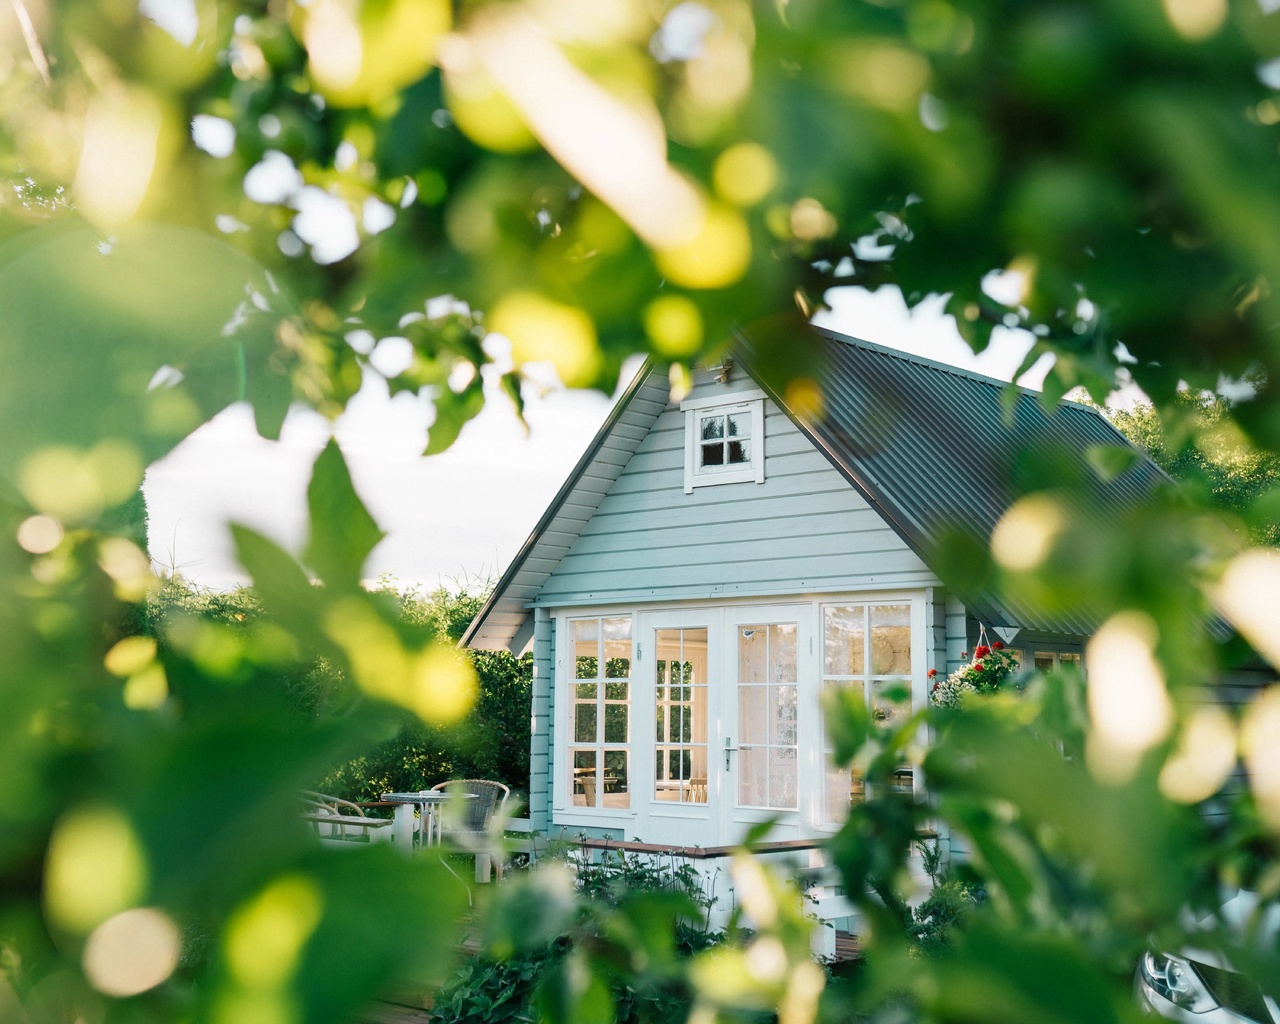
[{"left": 459, "top": 359, "right": 659, "bottom": 651}]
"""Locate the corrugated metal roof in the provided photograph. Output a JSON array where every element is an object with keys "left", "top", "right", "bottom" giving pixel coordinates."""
[
  {"left": 740, "top": 327, "right": 1169, "bottom": 636},
  {"left": 463, "top": 327, "right": 1168, "bottom": 651}
]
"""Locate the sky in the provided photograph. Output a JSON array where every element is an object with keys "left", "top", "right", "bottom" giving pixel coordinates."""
[{"left": 142, "top": 285, "right": 1070, "bottom": 591}]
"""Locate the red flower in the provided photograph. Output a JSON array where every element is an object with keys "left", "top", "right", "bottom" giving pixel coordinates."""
[
  {"left": 973, "top": 660, "right": 984, "bottom": 671},
  {"left": 993, "top": 641, "right": 1004, "bottom": 650},
  {"left": 931, "top": 682, "right": 938, "bottom": 692},
  {"left": 974, "top": 645, "right": 991, "bottom": 659},
  {"left": 927, "top": 668, "right": 938, "bottom": 679},
  {"left": 961, "top": 651, "right": 967, "bottom": 659}
]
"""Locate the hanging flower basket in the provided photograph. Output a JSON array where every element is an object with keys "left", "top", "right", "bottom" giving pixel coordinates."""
[{"left": 929, "top": 642, "right": 1020, "bottom": 710}]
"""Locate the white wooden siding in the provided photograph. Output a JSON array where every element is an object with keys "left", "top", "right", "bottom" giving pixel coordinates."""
[{"left": 537, "top": 371, "right": 938, "bottom": 607}]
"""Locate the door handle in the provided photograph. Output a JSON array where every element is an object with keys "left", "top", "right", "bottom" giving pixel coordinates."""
[{"left": 724, "top": 737, "right": 737, "bottom": 771}]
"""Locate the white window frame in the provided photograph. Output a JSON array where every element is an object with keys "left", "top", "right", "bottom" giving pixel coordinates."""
[
  {"left": 817, "top": 601, "right": 920, "bottom": 829},
  {"left": 681, "top": 390, "right": 766, "bottom": 493},
  {"left": 553, "top": 610, "right": 637, "bottom": 825},
  {"left": 561, "top": 614, "right": 634, "bottom": 817}
]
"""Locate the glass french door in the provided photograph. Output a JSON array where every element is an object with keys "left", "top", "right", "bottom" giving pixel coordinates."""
[
  {"left": 635, "top": 605, "right": 816, "bottom": 846},
  {"left": 636, "top": 610, "right": 720, "bottom": 846},
  {"left": 721, "top": 605, "right": 815, "bottom": 838}
]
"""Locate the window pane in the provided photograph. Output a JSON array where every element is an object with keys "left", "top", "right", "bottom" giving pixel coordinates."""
[
  {"left": 603, "top": 750, "right": 629, "bottom": 808},
  {"left": 604, "top": 617, "right": 631, "bottom": 677},
  {"left": 727, "top": 412, "right": 750, "bottom": 438},
  {"left": 738, "top": 746, "right": 767, "bottom": 807},
  {"left": 574, "top": 703, "right": 597, "bottom": 743},
  {"left": 825, "top": 758, "right": 851, "bottom": 822},
  {"left": 655, "top": 705, "right": 665, "bottom": 742},
  {"left": 688, "top": 748, "right": 708, "bottom": 804},
  {"left": 739, "top": 685, "right": 767, "bottom": 743},
  {"left": 739, "top": 625, "right": 767, "bottom": 682},
  {"left": 572, "top": 750, "right": 597, "bottom": 807},
  {"left": 727, "top": 440, "right": 749, "bottom": 464},
  {"left": 870, "top": 605, "right": 911, "bottom": 674},
  {"left": 701, "top": 442, "right": 725, "bottom": 466},
  {"left": 605, "top": 681, "right": 627, "bottom": 700},
  {"left": 701, "top": 415, "right": 724, "bottom": 440},
  {"left": 576, "top": 655, "right": 598, "bottom": 679},
  {"left": 1059, "top": 652, "right": 1082, "bottom": 667},
  {"left": 888, "top": 766, "right": 914, "bottom": 801},
  {"left": 769, "top": 624, "right": 797, "bottom": 683},
  {"left": 769, "top": 746, "right": 798, "bottom": 809},
  {"left": 604, "top": 703, "right": 628, "bottom": 743},
  {"left": 1034, "top": 652, "right": 1056, "bottom": 672},
  {"left": 824, "top": 606, "right": 865, "bottom": 676},
  {"left": 773, "top": 685, "right": 798, "bottom": 745},
  {"left": 872, "top": 678, "right": 910, "bottom": 726},
  {"left": 575, "top": 682, "right": 597, "bottom": 700}
]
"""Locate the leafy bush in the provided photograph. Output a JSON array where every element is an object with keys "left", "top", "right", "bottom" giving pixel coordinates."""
[
  {"left": 315, "top": 648, "right": 531, "bottom": 807},
  {"left": 908, "top": 881, "right": 985, "bottom": 958},
  {"left": 434, "top": 855, "right": 726, "bottom": 1024}
]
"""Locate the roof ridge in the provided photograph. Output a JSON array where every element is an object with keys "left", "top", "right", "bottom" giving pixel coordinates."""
[{"left": 810, "top": 325, "right": 1098, "bottom": 412}]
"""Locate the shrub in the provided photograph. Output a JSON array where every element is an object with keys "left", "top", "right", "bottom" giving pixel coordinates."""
[
  {"left": 434, "top": 856, "right": 725, "bottom": 1024},
  {"left": 909, "top": 881, "right": 985, "bottom": 957}
]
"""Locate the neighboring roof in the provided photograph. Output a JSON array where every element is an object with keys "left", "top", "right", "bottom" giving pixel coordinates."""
[
  {"left": 740, "top": 327, "right": 1169, "bottom": 636},
  {"left": 463, "top": 327, "right": 1168, "bottom": 650}
]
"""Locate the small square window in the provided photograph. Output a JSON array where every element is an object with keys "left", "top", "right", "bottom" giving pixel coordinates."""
[{"left": 683, "top": 393, "right": 765, "bottom": 492}]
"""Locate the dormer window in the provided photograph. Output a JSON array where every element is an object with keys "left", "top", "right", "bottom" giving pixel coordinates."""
[{"left": 682, "top": 390, "right": 765, "bottom": 493}]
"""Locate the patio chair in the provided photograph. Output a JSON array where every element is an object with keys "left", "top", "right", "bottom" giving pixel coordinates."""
[
  {"left": 429, "top": 779, "right": 510, "bottom": 882},
  {"left": 301, "top": 790, "right": 392, "bottom": 844}
]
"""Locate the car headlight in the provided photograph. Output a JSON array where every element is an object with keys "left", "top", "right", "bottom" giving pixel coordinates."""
[{"left": 1140, "top": 952, "right": 1218, "bottom": 1013}]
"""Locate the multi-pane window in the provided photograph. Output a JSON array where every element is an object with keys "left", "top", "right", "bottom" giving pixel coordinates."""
[
  {"left": 737, "top": 623, "right": 799, "bottom": 810},
  {"left": 654, "top": 628, "right": 709, "bottom": 803},
  {"left": 570, "top": 617, "right": 631, "bottom": 809},
  {"left": 821, "top": 604, "right": 912, "bottom": 824},
  {"left": 1010, "top": 649, "right": 1083, "bottom": 674},
  {"left": 698, "top": 410, "right": 751, "bottom": 469},
  {"left": 682, "top": 396, "right": 765, "bottom": 491}
]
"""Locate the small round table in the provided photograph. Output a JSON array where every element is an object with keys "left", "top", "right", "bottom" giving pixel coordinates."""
[{"left": 380, "top": 791, "right": 477, "bottom": 853}]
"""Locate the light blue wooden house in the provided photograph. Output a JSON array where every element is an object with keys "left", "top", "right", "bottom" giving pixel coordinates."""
[{"left": 462, "top": 328, "right": 1167, "bottom": 851}]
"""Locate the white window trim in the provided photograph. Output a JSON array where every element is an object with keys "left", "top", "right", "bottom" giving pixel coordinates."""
[
  {"left": 681, "top": 389, "right": 766, "bottom": 494},
  {"left": 554, "top": 612, "right": 637, "bottom": 821}
]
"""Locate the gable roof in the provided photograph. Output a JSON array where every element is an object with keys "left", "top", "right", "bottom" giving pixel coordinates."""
[
  {"left": 461, "top": 363, "right": 667, "bottom": 651},
  {"left": 462, "top": 327, "right": 1168, "bottom": 650}
]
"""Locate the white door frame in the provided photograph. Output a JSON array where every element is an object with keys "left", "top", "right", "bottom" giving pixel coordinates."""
[{"left": 719, "top": 603, "right": 818, "bottom": 842}]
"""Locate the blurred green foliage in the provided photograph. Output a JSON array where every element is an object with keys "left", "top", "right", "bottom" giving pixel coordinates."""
[
  {"left": 3, "top": 0, "right": 1280, "bottom": 1023},
  {"left": 134, "top": 573, "right": 532, "bottom": 803}
]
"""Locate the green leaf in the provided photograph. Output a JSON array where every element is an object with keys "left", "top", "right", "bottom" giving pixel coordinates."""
[
  {"left": 305, "top": 439, "right": 385, "bottom": 590},
  {"left": 536, "top": 952, "right": 615, "bottom": 1024},
  {"left": 231, "top": 524, "right": 321, "bottom": 639},
  {"left": 424, "top": 380, "right": 486, "bottom": 456},
  {"left": 823, "top": 682, "right": 873, "bottom": 765},
  {"left": 0, "top": 222, "right": 290, "bottom": 478}
]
